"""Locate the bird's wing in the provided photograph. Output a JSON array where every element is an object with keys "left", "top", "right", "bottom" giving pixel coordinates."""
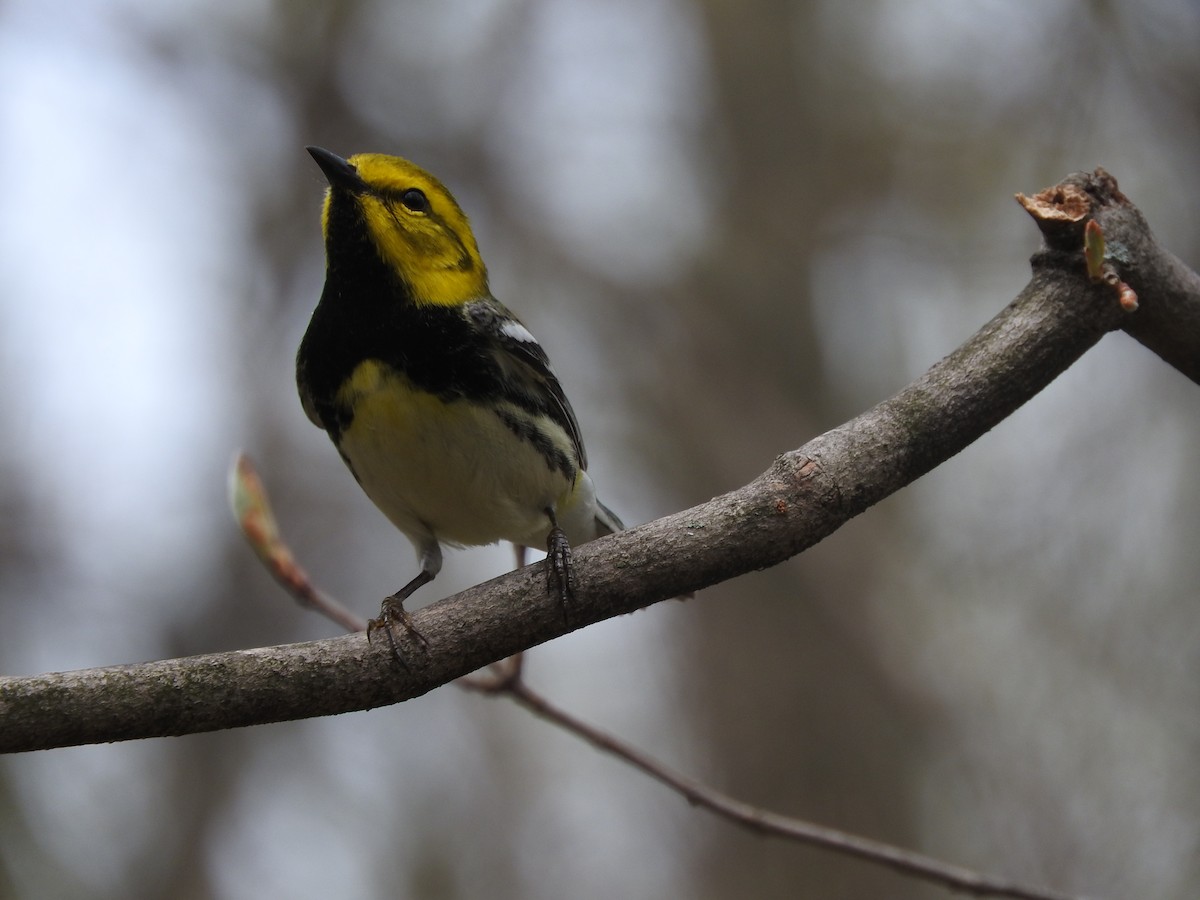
[{"left": 466, "top": 299, "right": 588, "bottom": 472}]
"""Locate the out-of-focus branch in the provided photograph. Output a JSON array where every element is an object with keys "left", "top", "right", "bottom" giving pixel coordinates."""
[
  {"left": 228, "top": 454, "right": 366, "bottom": 634},
  {"left": 0, "top": 170, "right": 1190, "bottom": 756},
  {"left": 460, "top": 667, "right": 1084, "bottom": 900},
  {"left": 226, "top": 479, "right": 1083, "bottom": 900}
]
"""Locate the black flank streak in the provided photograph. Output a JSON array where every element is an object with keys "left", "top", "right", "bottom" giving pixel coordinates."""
[{"left": 494, "top": 409, "right": 575, "bottom": 480}]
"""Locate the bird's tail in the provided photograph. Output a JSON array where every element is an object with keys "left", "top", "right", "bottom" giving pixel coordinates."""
[{"left": 594, "top": 500, "right": 625, "bottom": 537}]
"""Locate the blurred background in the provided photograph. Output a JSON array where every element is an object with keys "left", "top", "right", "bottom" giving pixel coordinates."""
[{"left": 2, "top": 1, "right": 1198, "bottom": 898}]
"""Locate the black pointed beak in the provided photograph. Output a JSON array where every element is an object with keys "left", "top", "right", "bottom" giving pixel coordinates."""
[{"left": 306, "top": 146, "right": 365, "bottom": 192}]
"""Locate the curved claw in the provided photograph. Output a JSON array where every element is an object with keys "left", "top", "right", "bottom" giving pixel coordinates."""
[
  {"left": 546, "top": 522, "right": 575, "bottom": 623},
  {"left": 368, "top": 588, "right": 431, "bottom": 670}
]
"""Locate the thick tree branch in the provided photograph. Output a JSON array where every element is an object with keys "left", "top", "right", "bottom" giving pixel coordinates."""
[{"left": 0, "top": 170, "right": 1192, "bottom": 754}]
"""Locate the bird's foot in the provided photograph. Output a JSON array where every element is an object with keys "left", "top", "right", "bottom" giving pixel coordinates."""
[
  {"left": 545, "top": 524, "right": 575, "bottom": 624},
  {"left": 367, "top": 593, "right": 429, "bottom": 670}
]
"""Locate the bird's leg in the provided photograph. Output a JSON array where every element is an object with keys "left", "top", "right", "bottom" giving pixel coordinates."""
[
  {"left": 368, "top": 543, "right": 439, "bottom": 668},
  {"left": 544, "top": 508, "right": 575, "bottom": 622}
]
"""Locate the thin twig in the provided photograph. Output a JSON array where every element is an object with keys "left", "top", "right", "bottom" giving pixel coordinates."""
[
  {"left": 229, "top": 453, "right": 368, "bottom": 633},
  {"left": 465, "top": 675, "right": 1086, "bottom": 900},
  {"left": 228, "top": 456, "right": 1087, "bottom": 900}
]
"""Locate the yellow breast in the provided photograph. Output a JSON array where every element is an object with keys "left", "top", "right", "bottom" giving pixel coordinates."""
[{"left": 335, "top": 360, "right": 580, "bottom": 548}]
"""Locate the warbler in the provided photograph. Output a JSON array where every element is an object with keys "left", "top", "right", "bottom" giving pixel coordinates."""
[{"left": 296, "top": 147, "right": 623, "bottom": 657}]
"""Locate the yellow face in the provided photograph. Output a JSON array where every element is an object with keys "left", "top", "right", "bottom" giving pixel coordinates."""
[{"left": 322, "top": 153, "right": 488, "bottom": 307}]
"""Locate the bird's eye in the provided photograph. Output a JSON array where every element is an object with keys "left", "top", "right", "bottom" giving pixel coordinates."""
[{"left": 399, "top": 188, "right": 430, "bottom": 213}]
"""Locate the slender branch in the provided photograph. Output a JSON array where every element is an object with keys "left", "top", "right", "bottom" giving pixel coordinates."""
[
  {"left": 0, "top": 170, "right": 1193, "bottom": 755},
  {"left": 459, "top": 672, "right": 1086, "bottom": 900},
  {"left": 228, "top": 454, "right": 367, "bottom": 633},
  {"left": 230, "top": 480, "right": 1086, "bottom": 900}
]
